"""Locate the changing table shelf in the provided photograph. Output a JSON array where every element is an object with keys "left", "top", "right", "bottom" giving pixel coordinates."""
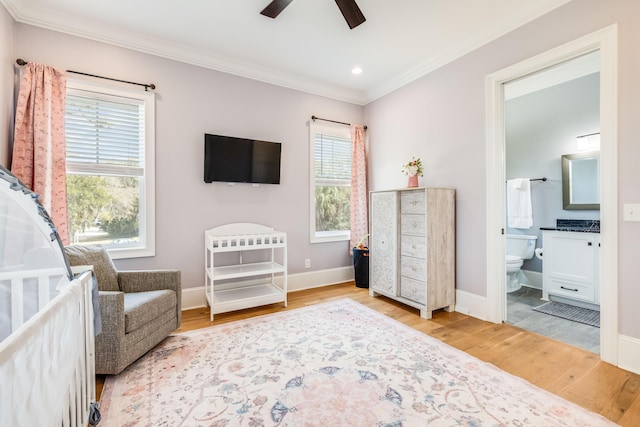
[
  {"left": 208, "top": 261, "right": 285, "bottom": 281},
  {"left": 205, "top": 223, "right": 287, "bottom": 321}
]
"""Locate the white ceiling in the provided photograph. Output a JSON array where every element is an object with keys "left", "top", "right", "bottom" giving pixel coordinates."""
[{"left": 2, "top": 0, "right": 571, "bottom": 105}]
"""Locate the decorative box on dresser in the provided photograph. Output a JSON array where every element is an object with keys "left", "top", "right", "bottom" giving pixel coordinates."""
[{"left": 369, "top": 187, "right": 456, "bottom": 319}]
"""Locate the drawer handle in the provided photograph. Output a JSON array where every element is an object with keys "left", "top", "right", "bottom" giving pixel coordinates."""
[
  {"left": 560, "top": 285, "right": 579, "bottom": 292},
  {"left": 412, "top": 245, "right": 417, "bottom": 249},
  {"left": 412, "top": 223, "right": 418, "bottom": 228},
  {"left": 412, "top": 267, "right": 417, "bottom": 271}
]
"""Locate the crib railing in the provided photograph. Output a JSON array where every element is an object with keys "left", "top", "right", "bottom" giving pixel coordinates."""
[
  {"left": 1, "top": 267, "right": 67, "bottom": 336},
  {"left": 0, "top": 270, "right": 97, "bottom": 426}
]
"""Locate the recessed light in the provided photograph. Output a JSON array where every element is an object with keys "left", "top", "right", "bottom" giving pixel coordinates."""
[{"left": 352, "top": 67, "right": 363, "bottom": 75}]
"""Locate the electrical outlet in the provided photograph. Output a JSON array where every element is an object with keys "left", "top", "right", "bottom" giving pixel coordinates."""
[
  {"left": 623, "top": 204, "right": 640, "bottom": 222},
  {"left": 304, "top": 259, "right": 311, "bottom": 269}
]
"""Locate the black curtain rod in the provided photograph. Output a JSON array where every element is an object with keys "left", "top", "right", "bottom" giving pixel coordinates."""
[
  {"left": 311, "top": 115, "right": 367, "bottom": 130},
  {"left": 577, "top": 132, "right": 600, "bottom": 138},
  {"left": 506, "top": 178, "right": 547, "bottom": 183},
  {"left": 16, "top": 58, "right": 156, "bottom": 91}
]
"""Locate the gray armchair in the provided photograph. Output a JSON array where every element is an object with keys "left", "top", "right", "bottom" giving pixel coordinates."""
[{"left": 64, "top": 245, "right": 181, "bottom": 375}]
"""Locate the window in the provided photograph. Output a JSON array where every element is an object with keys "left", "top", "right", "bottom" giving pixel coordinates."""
[
  {"left": 65, "top": 80, "right": 155, "bottom": 259},
  {"left": 309, "top": 122, "right": 351, "bottom": 243}
]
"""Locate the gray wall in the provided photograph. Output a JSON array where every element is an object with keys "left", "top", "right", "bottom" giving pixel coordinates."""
[
  {"left": 506, "top": 72, "right": 600, "bottom": 273},
  {"left": 364, "top": 0, "right": 640, "bottom": 338},
  {"left": 3, "top": 0, "right": 640, "bottom": 340},
  {"left": 11, "top": 24, "right": 364, "bottom": 290}
]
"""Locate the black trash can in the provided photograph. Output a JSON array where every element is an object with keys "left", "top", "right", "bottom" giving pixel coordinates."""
[{"left": 353, "top": 248, "right": 369, "bottom": 288}]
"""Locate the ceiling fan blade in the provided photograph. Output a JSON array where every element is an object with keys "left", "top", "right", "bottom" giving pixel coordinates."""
[
  {"left": 335, "top": 0, "right": 366, "bottom": 29},
  {"left": 260, "top": 0, "right": 294, "bottom": 19}
]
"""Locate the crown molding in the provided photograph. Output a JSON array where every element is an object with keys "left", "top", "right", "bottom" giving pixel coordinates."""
[
  {"left": 361, "top": 0, "right": 573, "bottom": 104},
  {"left": 1, "top": 0, "right": 368, "bottom": 105},
  {"left": 504, "top": 50, "right": 600, "bottom": 100},
  {"left": 2, "top": 0, "right": 572, "bottom": 106}
]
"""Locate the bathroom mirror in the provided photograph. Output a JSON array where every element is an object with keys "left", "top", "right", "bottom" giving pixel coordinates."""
[{"left": 562, "top": 151, "right": 600, "bottom": 210}]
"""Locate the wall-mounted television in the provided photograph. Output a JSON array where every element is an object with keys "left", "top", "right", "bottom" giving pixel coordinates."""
[{"left": 204, "top": 133, "right": 282, "bottom": 184}]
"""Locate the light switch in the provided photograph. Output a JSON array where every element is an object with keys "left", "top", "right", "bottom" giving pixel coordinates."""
[{"left": 623, "top": 204, "right": 640, "bottom": 221}]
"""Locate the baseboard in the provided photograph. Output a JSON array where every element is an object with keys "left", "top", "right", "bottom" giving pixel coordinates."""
[
  {"left": 454, "top": 289, "right": 489, "bottom": 321},
  {"left": 618, "top": 335, "right": 640, "bottom": 375},
  {"left": 181, "top": 266, "right": 354, "bottom": 310},
  {"left": 181, "top": 286, "right": 208, "bottom": 311},
  {"left": 521, "top": 270, "right": 542, "bottom": 289}
]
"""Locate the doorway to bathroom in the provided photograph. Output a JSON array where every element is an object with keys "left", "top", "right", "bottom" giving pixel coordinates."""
[
  {"left": 484, "top": 25, "right": 618, "bottom": 364},
  {"left": 503, "top": 52, "right": 601, "bottom": 354}
]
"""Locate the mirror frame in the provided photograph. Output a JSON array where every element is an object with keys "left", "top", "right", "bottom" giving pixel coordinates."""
[{"left": 562, "top": 151, "right": 600, "bottom": 210}]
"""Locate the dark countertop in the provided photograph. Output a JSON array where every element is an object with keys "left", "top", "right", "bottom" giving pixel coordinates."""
[
  {"left": 540, "top": 227, "right": 600, "bottom": 233},
  {"left": 541, "top": 219, "right": 600, "bottom": 233}
]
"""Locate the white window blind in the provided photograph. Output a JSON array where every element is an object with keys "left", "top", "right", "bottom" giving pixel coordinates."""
[
  {"left": 66, "top": 92, "right": 145, "bottom": 177},
  {"left": 314, "top": 133, "right": 352, "bottom": 184},
  {"left": 309, "top": 123, "right": 352, "bottom": 243}
]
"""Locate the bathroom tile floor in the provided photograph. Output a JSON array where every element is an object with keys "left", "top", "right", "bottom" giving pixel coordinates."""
[{"left": 506, "top": 286, "right": 600, "bottom": 354}]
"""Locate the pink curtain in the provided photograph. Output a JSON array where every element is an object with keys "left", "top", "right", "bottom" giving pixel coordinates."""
[
  {"left": 11, "top": 63, "right": 69, "bottom": 245},
  {"left": 350, "top": 124, "right": 368, "bottom": 252}
]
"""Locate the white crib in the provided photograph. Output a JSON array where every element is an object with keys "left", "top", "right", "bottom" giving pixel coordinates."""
[
  {"left": 0, "top": 269, "right": 97, "bottom": 426},
  {"left": 0, "top": 165, "right": 99, "bottom": 425}
]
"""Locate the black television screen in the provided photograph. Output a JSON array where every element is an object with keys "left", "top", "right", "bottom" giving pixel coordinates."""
[{"left": 204, "top": 134, "right": 281, "bottom": 184}]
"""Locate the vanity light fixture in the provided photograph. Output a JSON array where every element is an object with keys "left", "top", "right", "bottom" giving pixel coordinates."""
[
  {"left": 352, "top": 66, "right": 363, "bottom": 75},
  {"left": 576, "top": 132, "right": 600, "bottom": 151}
]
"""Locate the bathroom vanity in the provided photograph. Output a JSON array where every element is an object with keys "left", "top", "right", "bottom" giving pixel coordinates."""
[{"left": 541, "top": 220, "right": 599, "bottom": 305}]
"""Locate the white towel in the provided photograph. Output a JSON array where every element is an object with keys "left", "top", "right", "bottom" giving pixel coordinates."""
[{"left": 507, "top": 178, "right": 533, "bottom": 229}]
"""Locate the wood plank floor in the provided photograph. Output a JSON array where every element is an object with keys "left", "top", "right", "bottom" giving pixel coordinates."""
[{"left": 98, "top": 282, "right": 640, "bottom": 425}]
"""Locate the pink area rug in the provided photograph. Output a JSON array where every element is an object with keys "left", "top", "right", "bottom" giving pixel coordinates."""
[{"left": 99, "top": 298, "right": 616, "bottom": 426}]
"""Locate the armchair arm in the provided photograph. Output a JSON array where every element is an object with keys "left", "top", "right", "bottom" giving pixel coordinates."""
[
  {"left": 118, "top": 270, "right": 182, "bottom": 324},
  {"left": 95, "top": 291, "right": 125, "bottom": 374},
  {"left": 97, "top": 291, "right": 125, "bottom": 339},
  {"left": 118, "top": 270, "right": 181, "bottom": 293}
]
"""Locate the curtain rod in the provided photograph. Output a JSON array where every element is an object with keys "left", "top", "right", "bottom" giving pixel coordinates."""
[
  {"left": 506, "top": 178, "right": 547, "bottom": 183},
  {"left": 311, "top": 115, "right": 367, "bottom": 131},
  {"left": 16, "top": 58, "right": 156, "bottom": 91},
  {"left": 577, "top": 132, "right": 600, "bottom": 138}
]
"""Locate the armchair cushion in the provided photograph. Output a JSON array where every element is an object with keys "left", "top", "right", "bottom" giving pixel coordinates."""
[
  {"left": 64, "top": 245, "right": 119, "bottom": 292},
  {"left": 124, "top": 290, "right": 177, "bottom": 334}
]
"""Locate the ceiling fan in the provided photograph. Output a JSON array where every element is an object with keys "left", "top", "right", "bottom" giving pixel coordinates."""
[{"left": 260, "top": 0, "right": 366, "bottom": 30}]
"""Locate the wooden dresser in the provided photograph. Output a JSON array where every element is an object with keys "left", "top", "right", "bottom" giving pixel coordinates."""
[{"left": 369, "top": 187, "right": 455, "bottom": 319}]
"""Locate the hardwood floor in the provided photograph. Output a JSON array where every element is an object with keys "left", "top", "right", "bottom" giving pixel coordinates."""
[{"left": 98, "top": 282, "right": 640, "bottom": 425}]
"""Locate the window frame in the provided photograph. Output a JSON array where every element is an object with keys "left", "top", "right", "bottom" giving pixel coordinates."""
[
  {"left": 65, "top": 78, "right": 156, "bottom": 259},
  {"left": 308, "top": 121, "right": 352, "bottom": 244}
]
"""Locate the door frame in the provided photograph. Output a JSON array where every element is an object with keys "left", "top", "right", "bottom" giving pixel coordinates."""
[{"left": 485, "top": 25, "right": 618, "bottom": 364}]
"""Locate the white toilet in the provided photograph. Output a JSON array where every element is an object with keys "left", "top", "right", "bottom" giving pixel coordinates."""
[{"left": 506, "top": 234, "right": 537, "bottom": 293}]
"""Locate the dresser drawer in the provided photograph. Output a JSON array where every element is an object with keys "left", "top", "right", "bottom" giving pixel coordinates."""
[
  {"left": 400, "top": 256, "right": 426, "bottom": 281},
  {"left": 400, "top": 276, "right": 426, "bottom": 304},
  {"left": 401, "top": 235, "right": 426, "bottom": 259},
  {"left": 545, "top": 277, "right": 595, "bottom": 302},
  {"left": 400, "top": 190, "right": 425, "bottom": 214},
  {"left": 400, "top": 214, "right": 426, "bottom": 236}
]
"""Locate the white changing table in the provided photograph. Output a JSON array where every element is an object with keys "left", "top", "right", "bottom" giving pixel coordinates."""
[{"left": 204, "top": 223, "right": 287, "bottom": 321}]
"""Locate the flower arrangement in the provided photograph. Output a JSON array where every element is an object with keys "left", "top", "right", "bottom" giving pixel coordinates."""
[
  {"left": 354, "top": 234, "right": 369, "bottom": 251},
  {"left": 401, "top": 157, "right": 424, "bottom": 177}
]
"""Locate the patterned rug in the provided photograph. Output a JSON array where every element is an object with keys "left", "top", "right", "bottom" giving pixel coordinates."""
[
  {"left": 99, "top": 298, "right": 615, "bottom": 426},
  {"left": 533, "top": 301, "right": 600, "bottom": 328}
]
